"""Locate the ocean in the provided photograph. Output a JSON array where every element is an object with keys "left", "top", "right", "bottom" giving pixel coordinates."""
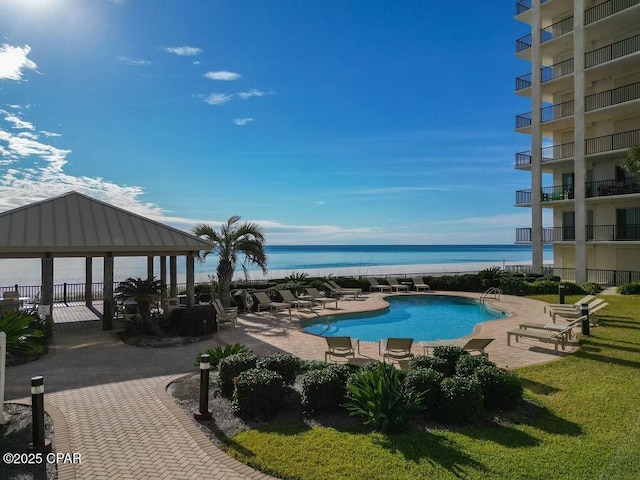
[{"left": 0, "top": 244, "right": 551, "bottom": 287}]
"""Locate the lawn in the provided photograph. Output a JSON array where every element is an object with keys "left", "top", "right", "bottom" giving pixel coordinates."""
[{"left": 222, "top": 294, "right": 640, "bottom": 480}]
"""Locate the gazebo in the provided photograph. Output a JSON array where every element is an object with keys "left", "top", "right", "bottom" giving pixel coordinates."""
[{"left": 0, "top": 191, "right": 213, "bottom": 330}]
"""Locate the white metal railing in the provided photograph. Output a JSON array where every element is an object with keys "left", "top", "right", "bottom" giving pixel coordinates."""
[{"left": 480, "top": 287, "right": 501, "bottom": 303}]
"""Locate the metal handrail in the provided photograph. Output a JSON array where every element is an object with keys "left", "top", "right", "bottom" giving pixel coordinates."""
[
  {"left": 585, "top": 0, "right": 640, "bottom": 25},
  {"left": 586, "top": 34, "right": 640, "bottom": 68}
]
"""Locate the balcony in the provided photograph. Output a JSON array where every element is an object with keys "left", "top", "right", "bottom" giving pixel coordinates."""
[
  {"left": 515, "top": 225, "right": 640, "bottom": 243},
  {"left": 515, "top": 0, "right": 549, "bottom": 15},
  {"left": 514, "top": 129, "right": 640, "bottom": 167},
  {"left": 515, "top": 185, "right": 574, "bottom": 206},
  {"left": 586, "top": 34, "right": 640, "bottom": 69},
  {"left": 587, "top": 178, "right": 640, "bottom": 198},
  {"left": 586, "top": 81, "right": 640, "bottom": 111},
  {"left": 515, "top": 99, "right": 575, "bottom": 129},
  {"left": 516, "top": 34, "right": 532, "bottom": 53},
  {"left": 585, "top": 0, "right": 640, "bottom": 26},
  {"left": 541, "top": 16, "right": 574, "bottom": 43}
]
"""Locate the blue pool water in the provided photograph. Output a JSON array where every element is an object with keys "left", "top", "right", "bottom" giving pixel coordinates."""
[{"left": 302, "top": 295, "right": 508, "bottom": 342}]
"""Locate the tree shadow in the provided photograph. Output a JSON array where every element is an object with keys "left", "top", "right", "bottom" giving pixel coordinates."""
[{"left": 521, "top": 378, "right": 561, "bottom": 396}]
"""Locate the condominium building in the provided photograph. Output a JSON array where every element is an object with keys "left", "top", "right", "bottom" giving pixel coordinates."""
[{"left": 513, "top": 0, "right": 640, "bottom": 284}]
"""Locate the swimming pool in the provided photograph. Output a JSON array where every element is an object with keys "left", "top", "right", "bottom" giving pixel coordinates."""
[{"left": 302, "top": 295, "right": 508, "bottom": 342}]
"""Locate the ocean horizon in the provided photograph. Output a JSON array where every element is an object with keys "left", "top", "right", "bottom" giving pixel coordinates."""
[{"left": 0, "top": 244, "right": 552, "bottom": 286}]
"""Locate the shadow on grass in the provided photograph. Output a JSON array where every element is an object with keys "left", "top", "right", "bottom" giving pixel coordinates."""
[
  {"left": 521, "top": 378, "right": 561, "bottom": 396},
  {"left": 579, "top": 338, "right": 640, "bottom": 354},
  {"left": 376, "top": 431, "right": 488, "bottom": 477}
]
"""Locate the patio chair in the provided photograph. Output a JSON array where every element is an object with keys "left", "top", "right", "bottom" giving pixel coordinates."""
[
  {"left": 543, "top": 294, "right": 595, "bottom": 313},
  {"left": 412, "top": 277, "right": 431, "bottom": 292},
  {"left": 305, "top": 288, "right": 338, "bottom": 309},
  {"left": 519, "top": 316, "right": 585, "bottom": 341},
  {"left": 325, "top": 281, "right": 362, "bottom": 300},
  {"left": 552, "top": 301, "right": 609, "bottom": 324},
  {"left": 546, "top": 297, "right": 604, "bottom": 316},
  {"left": 253, "top": 291, "right": 291, "bottom": 317},
  {"left": 213, "top": 298, "right": 237, "bottom": 327},
  {"left": 507, "top": 323, "right": 575, "bottom": 351},
  {"left": 379, "top": 337, "right": 415, "bottom": 363},
  {"left": 387, "top": 278, "right": 409, "bottom": 292},
  {"left": 325, "top": 336, "right": 360, "bottom": 362},
  {"left": 278, "top": 289, "right": 314, "bottom": 310},
  {"left": 368, "top": 277, "right": 392, "bottom": 292}
]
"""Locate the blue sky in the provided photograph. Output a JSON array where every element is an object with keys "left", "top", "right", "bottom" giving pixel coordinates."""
[{"left": 0, "top": 0, "right": 541, "bottom": 245}]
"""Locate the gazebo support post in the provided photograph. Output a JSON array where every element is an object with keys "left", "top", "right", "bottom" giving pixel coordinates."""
[
  {"left": 169, "top": 256, "right": 177, "bottom": 298},
  {"left": 147, "top": 256, "right": 154, "bottom": 279},
  {"left": 186, "top": 252, "right": 195, "bottom": 307},
  {"left": 160, "top": 256, "right": 167, "bottom": 301},
  {"left": 103, "top": 253, "right": 114, "bottom": 331},
  {"left": 41, "top": 253, "right": 54, "bottom": 328},
  {"left": 85, "top": 257, "right": 93, "bottom": 307}
]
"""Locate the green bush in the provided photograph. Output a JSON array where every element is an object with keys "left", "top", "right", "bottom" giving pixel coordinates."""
[
  {"left": 344, "top": 362, "right": 422, "bottom": 433},
  {"left": 474, "top": 366, "right": 524, "bottom": 411},
  {"left": 409, "top": 355, "right": 449, "bottom": 375},
  {"left": 432, "top": 346, "right": 469, "bottom": 377},
  {"left": 617, "top": 282, "right": 640, "bottom": 295},
  {"left": 404, "top": 368, "right": 444, "bottom": 413},
  {"left": 455, "top": 354, "right": 495, "bottom": 377},
  {"left": 580, "top": 282, "right": 602, "bottom": 294},
  {"left": 257, "top": 353, "right": 300, "bottom": 385},
  {"left": 437, "top": 376, "right": 484, "bottom": 424},
  {"left": 218, "top": 352, "right": 258, "bottom": 398},
  {"left": 231, "top": 368, "right": 285, "bottom": 420},
  {"left": 301, "top": 363, "right": 353, "bottom": 414},
  {"left": 299, "top": 359, "right": 331, "bottom": 373},
  {"left": 500, "top": 277, "right": 529, "bottom": 295},
  {"left": 194, "top": 343, "right": 251, "bottom": 369}
]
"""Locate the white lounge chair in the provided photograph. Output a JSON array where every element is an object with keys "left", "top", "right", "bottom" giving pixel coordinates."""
[
  {"left": 387, "top": 278, "right": 409, "bottom": 292},
  {"left": 552, "top": 301, "right": 609, "bottom": 324},
  {"left": 305, "top": 288, "right": 338, "bottom": 309},
  {"left": 543, "top": 294, "right": 595, "bottom": 313},
  {"left": 379, "top": 337, "right": 415, "bottom": 363},
  {"left": 213, "top": 298, "right": 237, "bottom": 328},
  {"left": 325, "top": 281, "right": 362, "bottom": 300},
  {"left": 507, "top": 323, "right": 575, "bottom": 351},
  {"left": 421, "top": 338, "right": 494, "bottom": 359},
  {"left": 253, "top": 292, "right": 291, "bottom": 317},
  {"left": 519, "top": 316, "right": 585, "bottom": 341},
  {"left": 368, "top": 277, "right": 392, "bottom": 292},
  {"left": 412, "top": 277, "right": 431, "bottom": 292},
  {"left": 546, "top": 297, "right": 604, "bottom": 316},
  {"left": 278, "top": 289, "right": 314, "bottom": 311},
  {"left": 325, "top": 336, "right": 360, "bottom": 362}
]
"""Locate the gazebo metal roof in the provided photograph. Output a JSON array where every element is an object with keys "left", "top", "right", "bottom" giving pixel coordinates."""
[{"left": 0, "top": 191, "right": 212, "bottom": 258}]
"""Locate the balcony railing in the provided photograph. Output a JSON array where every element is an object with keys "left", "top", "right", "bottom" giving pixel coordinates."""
[
  {"left": 586, "top": 128, "right": 640, "bottom": 155},
  {"left": 586, "top": 81, "right": 640, "bottom": 111},
  {"left": 515, "top": 72, "right": 532, "bottom": 91},
  {"left": 586, "top": 34, "right": 640, "bottom": 68},
  {"left": 541, "top": 58, "right": 574, "bottom": 83},
  {"left": 515, "top": 185, "right": 574, "bottom": 205},
  {"left": 541, "top": 141, "right": 575, "bottom": 161},
  {"left": 515, "top": 112, "right": 532, "bottom": 129},
  {"left": 516, "top": 225, "right": 640, "bottom": 243},
  {"left": 587, "top": 178, "right": 640, "bottom": 198},
  {"left": 516, "top": 0, "right": 549, "bottom": 15},
  {"left": 514, "top": 149, "right": 555, "bottom": 167},
  {"left": 516, "top": 34, "right": 533, "bottom": 53},
  {"left": 541, "top": 16, "right": 574, "bottom": 43},
  {"left": 515, "top": 190, "right": 532, "bottom": 205},
  {"left": 585, "top": 0, "right": 640, "bottom": 25}
]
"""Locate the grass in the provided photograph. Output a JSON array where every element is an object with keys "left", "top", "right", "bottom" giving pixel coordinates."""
[{"left": 222, "top": 294, "right": 640, "bottom": 479}]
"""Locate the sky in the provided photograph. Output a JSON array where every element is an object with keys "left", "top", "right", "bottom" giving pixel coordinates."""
[{"left": 0, "top": 0, "right": 545, "bottom": 245}]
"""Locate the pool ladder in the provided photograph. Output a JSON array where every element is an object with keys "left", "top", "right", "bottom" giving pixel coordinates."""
[{"left": 480, "top": 287, "right": 501, "bottom": 304}]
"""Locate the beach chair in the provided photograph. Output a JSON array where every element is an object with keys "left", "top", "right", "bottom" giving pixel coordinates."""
[
  {"left": 412, "top": 277, "right": 431, "bottom": 292},
  {"left": 507, "top": 323, "right": 575, "bottom": 351},
  {"left": 519, "top": 316, "right": 585, "bottom": 341},
  {"left": 325, "top": 281, "right": 362, "bottom": 299},
  {"left": 368, "top": 277, "right": 392, "bottom": 292},
  {"left": 325, "top": 336, "right": 360, "bottom": 362},
  {"left": 213, "top": 298, "right": 237, "bottom": 327},
  {"left": 552, "top": 301, "right": 609, "bottom": 324},
  {"left": 253, "top": 291, "right": 291, "bottom": 317},
  {"left": 421, "top": 338, "right": 494, "bottom": 359},
  {"left": 543, "top": 294, "right": 595, "bottom": 313},
  {"left": 379, "top": 337, "right": 415, "bottom": 363},
  {"left": 387, "top": 278, "right": 410, "bottom": 292},
  {"left": 305, "top": 288, "right": 338, "bottom": 309},
  {"left": 278, "top": 289, "right": 314, "bottom": 310}
]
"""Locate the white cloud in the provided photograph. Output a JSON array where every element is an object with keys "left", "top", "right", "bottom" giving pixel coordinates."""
[
  {"left": 117, "top": 56, "right": 152, "bottom": 66},
  {"left": 40, "top": 130, "right": 62, "bottom": 138},
  {"left": 165, "top": 46, "right": 202, "bottom": 56},
  {"left": 205, "top": 71, "right": 241, "bottom": 81},
  {"left": 233, "top": 118, "right": 253, "bottom": 126},
  {"left": 204, "top": 93, "right": 233, "bottom": 105},
  {"left": 237, "top": 89, "right": 274, "bottom": 99},
  {"left": 0, "top": 44, "right": 38, "bottom": 81},
  {"left": 2, "top": 111, "right": 35, "bottom": 130}
]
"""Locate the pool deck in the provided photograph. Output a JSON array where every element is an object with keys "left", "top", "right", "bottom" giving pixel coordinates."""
[
  {"left": 3, "top": 292, "right": 579, "bottom": 479},
  {"left": 219, "top": 291, "right": 579, "bottom": 369}
]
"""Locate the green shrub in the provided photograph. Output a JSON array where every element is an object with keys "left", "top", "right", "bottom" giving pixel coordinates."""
[
  {"left": 194, "top": 343, "right": 251, "bottom": 369},
  {"left": 231, "top": 368, "right": 285, "bottom": 420},
  {"left": 478, "top": 267, "right": 506, "bottom": 288},
  {"left": 218, "top": 352, "right": 258, "bottom": 398},
  {"left": 257, "top": 353, "right": 300, "bottom": 385},
  {"left": 404, "top": 368, "right": 444, "bottom": 413},
  {"left": 474, "top": 366, "right": 524, "bottom": 411},
  {"left": 299, "top": 359, "right": 331, "bottom": 373},
  {"left": 617, "top": 282, "right": 640, "bottom": 295},
  {"left": 409, "top": 355, "right": 449, "bottom": 375},
  {"left": 0, "top": 310, "right": 45, "bottom": 355},
  {"left": 580, "top": 282, "right": 602, "bottom": 294},
  {"left": 500, "top": 277, "right": 529, "bottom": 296},
  {"left": 301, "top": 363, "right": 353, "bottom": 414},
  {"left": 344, "top": 362, "right": 422, "bottom": 433},
  {"left": 432, "top": 346, "right": 468, "bottom": 377},
  {"left": 455, "top": 354, "right": 495, "bottom": 377},
  {"left": 437, "top": 376, "right": 484, "bottom": 424}
]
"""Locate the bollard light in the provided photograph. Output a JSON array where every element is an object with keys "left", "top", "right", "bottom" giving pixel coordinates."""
[
  {"left": 30, "top": 375, "right": 52, "bottom": 452},
  {"left": 558, "top": 284, "right": 566, "bottom": 304},
  {"left": 580, "top": 303, "right": 590, "bottom": 336},
  {"left": 193, "top": 354, "right": 212, "bottom": 421}
]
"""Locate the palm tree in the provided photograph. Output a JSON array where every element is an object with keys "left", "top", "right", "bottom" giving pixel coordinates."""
[
  {"left": 192, "top": 216, "right": 268, "bottom": 307},
  {"left": 115, "top": 277, "right": 163, "bottom": 333},
  {"left": 621, "top": 145, "right": 640, "bottom": 179}
]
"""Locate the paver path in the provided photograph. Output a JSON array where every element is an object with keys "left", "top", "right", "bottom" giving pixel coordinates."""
[{"left": 3, "top": 293, "right": 577, "bottom": 479}]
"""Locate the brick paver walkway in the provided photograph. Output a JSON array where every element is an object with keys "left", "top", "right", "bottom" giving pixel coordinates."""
[{"left": 3, "top": 292, "right": 579, "bottom": 479}]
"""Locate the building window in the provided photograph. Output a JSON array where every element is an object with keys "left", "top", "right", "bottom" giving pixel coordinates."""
[
  {"left": 616, "top": 208, "right": 640, "bottom": 240},
  {"left": 562, "top": 211, "right": 575, "bottom": 241}
]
